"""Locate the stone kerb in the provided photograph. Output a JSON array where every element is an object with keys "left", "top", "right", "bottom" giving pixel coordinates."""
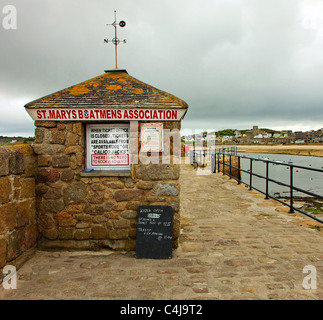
[
  {"left": 0, "top": 144, "right": 37, "bottom": 276},
  {"left": 33, "top": 120, "right": 181, "bottom": 251}
]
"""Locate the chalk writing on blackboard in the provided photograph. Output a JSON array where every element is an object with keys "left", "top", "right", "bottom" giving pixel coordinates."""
[{"left": 136, "top": 205, "right": 173, "bottom": 259}]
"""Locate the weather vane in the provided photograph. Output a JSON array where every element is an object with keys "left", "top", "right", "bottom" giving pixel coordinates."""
[{"left": 104, "top": 10, "right": 126, "bottom": 69}]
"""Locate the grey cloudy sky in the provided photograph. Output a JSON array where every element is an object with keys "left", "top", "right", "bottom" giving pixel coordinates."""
[{"left": 0, "top": 0, "right": 323, "bottom": 136}]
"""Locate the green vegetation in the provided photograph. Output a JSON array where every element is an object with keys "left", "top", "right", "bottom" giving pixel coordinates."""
[
  {"left": 0, "top": 136, "right": 35, "bottom": 146},
  {"left": 259, "top": 128, "right": 278, "bottom": 134},
  {"left": 205, "top": 128, "right": 277, "bottom": 137},
  {"left": 216, "top": 129, "right": 235, "bottom": 136},
  {"left": 201, "top": 129, "right": 236, "bottom": 137},
  {"left": 306, "top": 207, "right": 322, "bottom": 215},
  {"left": 310, "top": 225, "right": 322, "bottom": 231}
]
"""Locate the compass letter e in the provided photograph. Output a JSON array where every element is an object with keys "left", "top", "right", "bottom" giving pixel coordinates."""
[{"left": 2, "top": 5, "right": 17, "bottom": 30}]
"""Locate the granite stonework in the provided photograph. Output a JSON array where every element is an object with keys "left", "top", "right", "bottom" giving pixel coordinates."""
[
  {"left": 7, "top": 69, "right": 189, "bottom": 256},
  {"left": 0, "top": 144, "right": 37, "bottom": 276},
  {"left": 215, "top": 154, "right": 241, "bottom": 180},
  {"left": 33, "top": 120, "right": 182, "bottom": 251}
]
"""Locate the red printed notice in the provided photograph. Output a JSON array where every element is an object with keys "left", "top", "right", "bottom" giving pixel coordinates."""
[{"left": 91, "top": 154, "right": 129, "bottom": 166}]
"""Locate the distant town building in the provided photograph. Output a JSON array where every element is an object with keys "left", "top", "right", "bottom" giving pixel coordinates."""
[
  {"left": 252, "top": 126, "right": 259, "bottom": 135},
  {"left": 221, "top": 136, "right": 233, "bottom": 143},
  {"left": 182, "top": 125, "right": 322, "bottom": 145},
  {"left": 294, "top": 131, "right": 307, "bottom": 139},
  {"left": 234, "top": 130, "right": 241, "bottom": 138}
]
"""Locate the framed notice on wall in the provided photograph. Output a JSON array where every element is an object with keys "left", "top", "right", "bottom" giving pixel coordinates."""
[
  {"left": 140, "top": 123, "right": 163, "bottom": 152},
  {"left": 86, "top": 124, "right": 130, "bottom": 170}
]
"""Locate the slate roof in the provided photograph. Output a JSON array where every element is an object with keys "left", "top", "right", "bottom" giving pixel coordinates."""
[{"left": 24, "top": 70, "right": 188, "bottom": 110}]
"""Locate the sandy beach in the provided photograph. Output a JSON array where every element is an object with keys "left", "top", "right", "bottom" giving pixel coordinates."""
[{"left": 223, "top": 144, "right": 323, "bottom": 157}]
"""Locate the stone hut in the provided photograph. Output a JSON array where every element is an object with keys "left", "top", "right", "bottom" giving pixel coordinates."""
[{"left": 24, "top": 69, "right": 188, "bottom": 251}]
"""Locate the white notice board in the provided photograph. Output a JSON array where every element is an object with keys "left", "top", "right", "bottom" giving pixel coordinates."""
[
  {"left": 86, "top": 124, "right": 130, "bottom": 170},
  {"left": 140, "top": 123, "right": 163, "bottom": 152}
]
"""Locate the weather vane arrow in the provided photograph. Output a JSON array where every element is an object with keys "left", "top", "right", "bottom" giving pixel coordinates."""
[{"left": 104, "top": 10, "right": 126, "bottom": 69}]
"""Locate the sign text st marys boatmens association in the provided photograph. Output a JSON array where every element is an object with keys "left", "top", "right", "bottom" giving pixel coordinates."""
[{"left": 26, "top": 108, "right": 185, "bottom": 121}]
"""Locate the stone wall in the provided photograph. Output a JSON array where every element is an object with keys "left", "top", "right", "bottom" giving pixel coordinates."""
[
  {"left": 215, "top": 154, "right": 241, "bottom": 180},
  {"left": 0, "top": 144, "right": 37, "bottom": 275},
  {"left": 33, "top": 120, "right": 181, "bottom": 251}
]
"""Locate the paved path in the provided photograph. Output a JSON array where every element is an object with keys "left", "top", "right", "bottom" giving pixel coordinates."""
[{"left": 1, "top": 164, "right": 322, "bottom": 300}]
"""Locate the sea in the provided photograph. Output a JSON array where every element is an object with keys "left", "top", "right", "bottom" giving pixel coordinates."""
[{"left": 238, "top": 153, "right": 323, "bottom": 198}]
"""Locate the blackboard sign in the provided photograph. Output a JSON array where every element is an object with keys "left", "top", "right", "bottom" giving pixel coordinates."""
[{"left": 136, "top": 205, "right": 173, "bottom": 259}]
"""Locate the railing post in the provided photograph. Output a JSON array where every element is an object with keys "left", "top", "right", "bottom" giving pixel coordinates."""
[
  {"left": 223, "top": 153, "right": 225, "bottom": 175},
  {"left": 229, "top": 155, "right": 232, "bottom": 179},
  {"left": 214, "top": 153, "right": 217, "bottom": 173},
  {"left": 265, "top": 161, "right": 269, "bottom": 199},
  {"left": 217, "top": 153, "right": 220, "bottom": 172},
  {"left": 237, "top": 155, "right": 241, "bottom": 184},
  {"left": 249, "top": 158, "right": 253, "bottom": 190},
  {"left": 289, "top": 166, "right": 294, "bottom": 213}
]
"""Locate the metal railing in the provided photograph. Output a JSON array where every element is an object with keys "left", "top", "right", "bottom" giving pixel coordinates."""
[
  {"left": 189, "top": 147, "right": 237, "bottom": 168},
  {"left": 189, "top": 149, "right": 207, "bottom": 168},
  {"left": 213, "top": 146, "right": 238, "bottom": 155},
  {"left": 213, "top": 152, "right": 323, "bottom": 224}
]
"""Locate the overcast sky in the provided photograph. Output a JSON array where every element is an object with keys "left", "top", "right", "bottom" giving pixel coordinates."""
[{"left": 1, "top": 0, "right": 323, "bottom": 137}]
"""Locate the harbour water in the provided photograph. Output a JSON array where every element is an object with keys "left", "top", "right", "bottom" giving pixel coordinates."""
[{"left": 238, "top": 153, "right": 323, "bottom": 198}]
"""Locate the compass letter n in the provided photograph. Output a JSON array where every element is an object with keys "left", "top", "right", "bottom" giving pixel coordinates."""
[{"left": 2, "top": 5, "right": 17, "bottom": 30}]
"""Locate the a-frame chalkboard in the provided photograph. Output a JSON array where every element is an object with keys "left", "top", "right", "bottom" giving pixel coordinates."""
[{"left": 136, "top": 205, "right": 173, "bottom": 259}]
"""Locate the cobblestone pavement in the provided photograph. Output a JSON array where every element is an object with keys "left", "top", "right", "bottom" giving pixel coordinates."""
[{"left": 1, "top": 164, "right": 322, "bottom": 300}]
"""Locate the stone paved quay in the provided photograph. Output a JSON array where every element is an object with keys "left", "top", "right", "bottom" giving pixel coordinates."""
[{"left": 1, "top": 163, "right": 322, "bottom": 300}]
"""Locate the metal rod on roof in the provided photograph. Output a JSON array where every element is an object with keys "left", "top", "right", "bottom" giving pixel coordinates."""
[
  {"left": 105, "top": 11, "right": 126, "bottom": 70},
  {"left": 114, "top": 10, "right": 118, "bottom": 69}
]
